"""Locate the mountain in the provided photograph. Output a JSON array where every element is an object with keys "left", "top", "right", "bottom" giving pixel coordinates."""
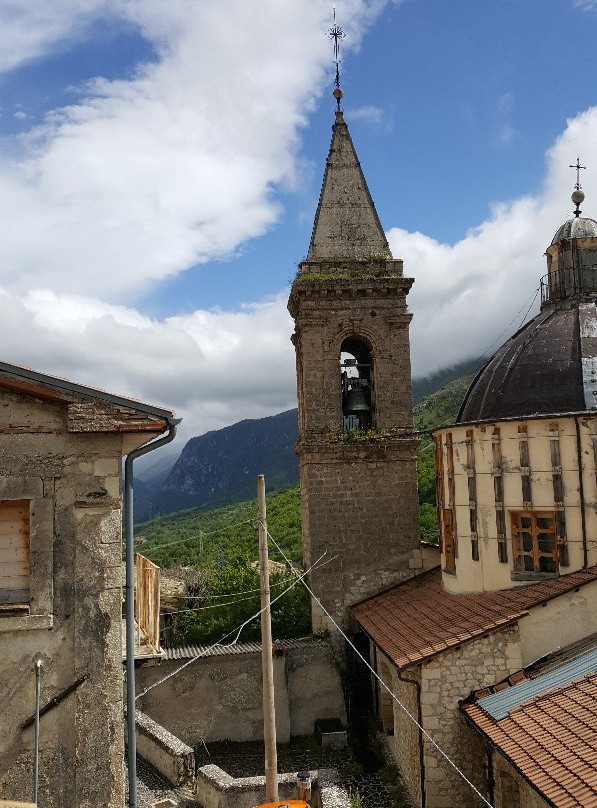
[
  {"left": 155, "top": 408, "right": 298, "bottom": 514},
  {"left": 134, "top": 356, "right": 486, "bottom": 522}
]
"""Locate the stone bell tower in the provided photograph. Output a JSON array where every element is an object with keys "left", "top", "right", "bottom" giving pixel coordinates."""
[{"left": 288, "top": 108, "right": 421, "bottom": 632}]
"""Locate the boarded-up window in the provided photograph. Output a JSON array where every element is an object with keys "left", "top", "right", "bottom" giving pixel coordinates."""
[
  {"left": 511, "top": 511, "right": 558, "bottom": 574},
  {"left": 0, "top": 500, "right": 30, "bottom": 605}
]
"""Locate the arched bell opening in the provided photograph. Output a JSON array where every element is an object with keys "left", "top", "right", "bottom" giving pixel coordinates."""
[{"left": 340, "top": 337, "right": 374, "bottom": 431}]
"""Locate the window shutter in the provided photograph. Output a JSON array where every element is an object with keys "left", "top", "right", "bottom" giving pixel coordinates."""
[{"left": 0, "top": 500, "right": 30, "bottom": 605}]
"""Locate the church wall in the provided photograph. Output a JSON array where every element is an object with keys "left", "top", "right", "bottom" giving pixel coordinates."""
[
  {"left": 419, "top": 626, "right": 522, "bottom": 808},
  {"left": 436, "top": 414, "right": 597, "bottom": 594},
  {"left": 492, "top": 750, "right": 549, "bottom": 808},
  {"left": 376, "top": 653, "right": 422, "bottom": 808},
  {"left": 518, "top": 578, "right": 597, "bottom": 666},
  {"left": 298, "top": 441, "right": 421, "bottom": 629}
]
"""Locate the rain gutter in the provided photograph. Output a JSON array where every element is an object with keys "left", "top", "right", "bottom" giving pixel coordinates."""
[{"left": 124, "top": 417, "right": 180, "bottom": 808}]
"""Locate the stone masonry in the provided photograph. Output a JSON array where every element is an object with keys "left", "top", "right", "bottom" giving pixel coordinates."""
[
  {"left": 288, "top": 110, "right": 421, "bottom": 630},
  {"left": 0, "top": 370, "right": 173, "bottom": 808}
]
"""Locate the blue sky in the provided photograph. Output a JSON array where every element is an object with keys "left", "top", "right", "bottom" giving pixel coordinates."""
[{"left": 1, "top": 0, "right": 597, "bottom": 442}]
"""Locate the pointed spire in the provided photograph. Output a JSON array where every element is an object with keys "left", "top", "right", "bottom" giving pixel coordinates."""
[{"left": 308, "top": 111, "right": 392, "bottom": 261}]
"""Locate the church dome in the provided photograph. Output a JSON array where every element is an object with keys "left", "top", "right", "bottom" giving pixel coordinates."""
[
  {"left": 457, "top": 306, "right": 591, "bottom": 422},
  {"left": 551, "top": 216, "right": 597, "bottom": 244}
]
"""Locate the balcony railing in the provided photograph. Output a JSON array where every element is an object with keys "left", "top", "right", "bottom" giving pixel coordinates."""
[{"left": 540, "top": 264, "right": 597, "bottom": 306}]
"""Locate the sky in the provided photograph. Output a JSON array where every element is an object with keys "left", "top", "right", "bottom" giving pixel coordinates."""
[{"left": 2, "top": 0, "right": 597, "bottom": 447}]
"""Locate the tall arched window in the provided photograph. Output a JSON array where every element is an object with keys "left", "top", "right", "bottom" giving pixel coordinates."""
[{"left": 340, "top": 337, "right": 373, "bottom": 430}]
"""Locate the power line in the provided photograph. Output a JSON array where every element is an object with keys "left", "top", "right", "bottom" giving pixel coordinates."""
[
  {"left": 138, "top": 518, "right": 255, "bottom": 554},
  {"left": 266, "top": 530, "right": 494, "bottom": 808},
  {"left": 135, "top": 554, "right": 330, "bottom": 701}
]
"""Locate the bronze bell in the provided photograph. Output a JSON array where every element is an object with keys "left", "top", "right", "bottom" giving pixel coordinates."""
[{"left": 345, "top": 387, "right": 370, "bottom": 413}]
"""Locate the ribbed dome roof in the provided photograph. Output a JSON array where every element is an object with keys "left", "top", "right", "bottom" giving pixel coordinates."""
[
  {"left": 457, "top": 305, "right": 597, "bottom": 422},
  {"left": 551, "top": 217, "right": 597, "bottom": 245}
]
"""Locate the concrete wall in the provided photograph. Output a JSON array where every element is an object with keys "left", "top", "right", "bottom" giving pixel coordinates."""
[
  {"left": 136, "top": 639, "right": 346, "bottom": 746},
  {"left": 135, "top": 710, "right": 194, "bottom": 787},
  {"left": 0, "top": 388, "right": 163, "bottom": 808},
  {"left": 435, "top": 415, "right": 597, "bottom": 594}
]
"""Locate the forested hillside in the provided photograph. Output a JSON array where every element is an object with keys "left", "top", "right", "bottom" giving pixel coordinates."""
[
  {"left": 135, "top": 372, "right": 474, "bottom": 643},
  {"left": 135, "top": 356, "right": 485, "bottom": 521}
]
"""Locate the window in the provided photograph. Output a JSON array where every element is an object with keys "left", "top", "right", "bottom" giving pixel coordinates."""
[
  {"left": 0, "top": 500, "right": 30, "bottom": 608},
  {"left": 511, "top": 511, "right": 558, "bottom": 574},
  {"left": 340, "top": 337, "right": 373, "bottom": 430}
]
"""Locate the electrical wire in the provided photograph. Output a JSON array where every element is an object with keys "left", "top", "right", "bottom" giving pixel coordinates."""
[
  {"left": 138, "top": 517, "right": 255, "bottom": 554},
  {"left": 266, "top": 530, "right": 495, "bottom": 808},
  {"left": 135, "top": 553, "right": 330, "bottom": 701}
]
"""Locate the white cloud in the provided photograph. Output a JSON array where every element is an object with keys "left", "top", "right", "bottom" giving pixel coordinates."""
[
  {"left": 348, "top": 104, "right": 394, "bottom": 134},
  {"left": 0, "top": 1, "right": 109, "bottom": 72},
  {"left": 0, "top": 288, "right": 295, "bottom": 444},
  {"left": 390, "top": 106, "right": 597, "bottom": 377},
  {"left": 0, "top": 0, "right": 386, "bottom": 301}
]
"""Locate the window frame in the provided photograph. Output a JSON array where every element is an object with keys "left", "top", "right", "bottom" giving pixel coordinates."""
[
  {"left": 0, "top": 477, "right": 53, "bottom": 632},
  {"left": 510, "top": 510, "right": 559, "bottom": 578}
]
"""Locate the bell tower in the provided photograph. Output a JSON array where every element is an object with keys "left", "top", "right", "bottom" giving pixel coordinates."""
[{"left": 288, "top": 107, "right": 422, "bottom": 631}]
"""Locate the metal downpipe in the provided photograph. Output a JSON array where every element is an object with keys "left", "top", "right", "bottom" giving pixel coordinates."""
[
  {"left": 33, "top": 658, "right": 41, "bottom": 803},
  {"left": 124, "top": 417, "right": 180, "bottom": 808}
]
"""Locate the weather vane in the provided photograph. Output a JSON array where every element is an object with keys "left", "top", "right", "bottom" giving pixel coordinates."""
[
  {"left": 569, "top": 157, "right": 587, "bottom": 217},
  {"left": 327, "top": 7, "right": 346, "bottom": 110}
]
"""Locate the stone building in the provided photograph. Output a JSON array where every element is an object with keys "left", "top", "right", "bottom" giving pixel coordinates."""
[
  {"left": 288, "top": 108, "right": 421, "bottom": 632},
  {"left": 0, "top": 361, "right": 175, "bottom": 807},
  {"left": 352, "top": 196, "right": 597, "bottom": 808}
]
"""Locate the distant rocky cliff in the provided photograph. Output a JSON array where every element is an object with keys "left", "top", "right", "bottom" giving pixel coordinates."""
[{"left": 137, "top": 409, "right": 299, "bottom": 519}]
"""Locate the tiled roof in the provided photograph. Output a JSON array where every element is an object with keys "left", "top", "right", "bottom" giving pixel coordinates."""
[
  {"left": 463, "top": 661, "right": 597, "bottom": 808},
  {"left": 351, "top": 566, "right": 597, "bottom": 670}
]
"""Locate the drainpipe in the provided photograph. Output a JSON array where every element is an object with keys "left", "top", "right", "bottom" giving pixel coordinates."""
[
  {"left": 398, "top": 669, "right": 426, "bottom": 808},
  {"left": 574, "top": 416, "right": 589, "bottom": 568},
  {"left": 124, "top": 417, "right": 180, "bottom": 808}
]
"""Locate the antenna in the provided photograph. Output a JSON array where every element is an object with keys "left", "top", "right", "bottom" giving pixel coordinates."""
[{"left": 327, "top": 7, "right": 346, "bottom": 110}]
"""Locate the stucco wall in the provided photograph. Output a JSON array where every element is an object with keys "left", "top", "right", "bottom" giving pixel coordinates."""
[
  {"left": 136, "top": 639, "right": 346, "bottom": 746},
  {"left": 436, "top": 415, "right": 597, "bottom": 594},
  {"left": 0, "top": 392, "right": 130, "bottom": 807},
  {"left": 518, "top": 578, "right": 597, "bottom": 666},
  {"left": 419, "top": 626, "right": 522, "bottom": 808}
]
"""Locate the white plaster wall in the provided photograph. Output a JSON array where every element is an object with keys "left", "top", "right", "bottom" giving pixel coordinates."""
[{"left": 518, "top": 579, "right": 597, "bottom": 666}]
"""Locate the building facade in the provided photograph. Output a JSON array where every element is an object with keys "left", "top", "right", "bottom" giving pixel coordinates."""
[
  {"left": 0, "top": 362, "right": 175, "bottom": 807},
  {"left": 354, "top": 200, "right": 597, "bottom": 808},
  {"left": 288, "top": 109, "right": 421, "bottom": 631}
]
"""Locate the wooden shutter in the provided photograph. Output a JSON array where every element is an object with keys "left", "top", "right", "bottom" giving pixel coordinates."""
[{"left": 0, "top": 500, "right": 30, "bottom": 604}]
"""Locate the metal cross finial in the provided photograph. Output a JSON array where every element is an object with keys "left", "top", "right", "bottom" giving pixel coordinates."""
[
  {"left": 570, "top": 157, "right": 587, "bottom": 191},
  {"left": 327, "top": 7, "right": 346, "bottom": 110},
  {"left": 569, "top": 157, "right": 587, "bottom": 217}
]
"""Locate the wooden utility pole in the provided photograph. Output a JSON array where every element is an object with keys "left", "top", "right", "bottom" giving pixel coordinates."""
[{"left": 257, "top": 474, "right": 279, "bottom": 803}]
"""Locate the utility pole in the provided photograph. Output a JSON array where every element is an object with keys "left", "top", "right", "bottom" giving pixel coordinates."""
[{"left": 257, "top": 474, "right": 279, "bottom": 802}]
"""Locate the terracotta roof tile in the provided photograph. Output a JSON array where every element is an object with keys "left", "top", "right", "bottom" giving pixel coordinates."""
[
  {"left": 463, "top": 671, "right": 597, "bottom": 808},
  {"left": 352, "top": 566, "right": 597, "bottom": 670}
]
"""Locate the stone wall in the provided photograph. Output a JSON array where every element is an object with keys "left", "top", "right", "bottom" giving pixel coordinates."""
[
  {"left": 289, "top": 264, "right": 421, "bottom": 629},
  {"left": 0, "top": 392, "right": 128, "bottom": 807},
  {"left": 492, "top": 751, "right": 549, "bottom": 808},
  {"left": 420, "top": 626, "right": 522, "bottom": 808},
  {"left": 136, "top": 639, "right": 346, "bottom": 746},
  {"left": 378, "top": 655, "right": 421, "bottom": 808}
]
